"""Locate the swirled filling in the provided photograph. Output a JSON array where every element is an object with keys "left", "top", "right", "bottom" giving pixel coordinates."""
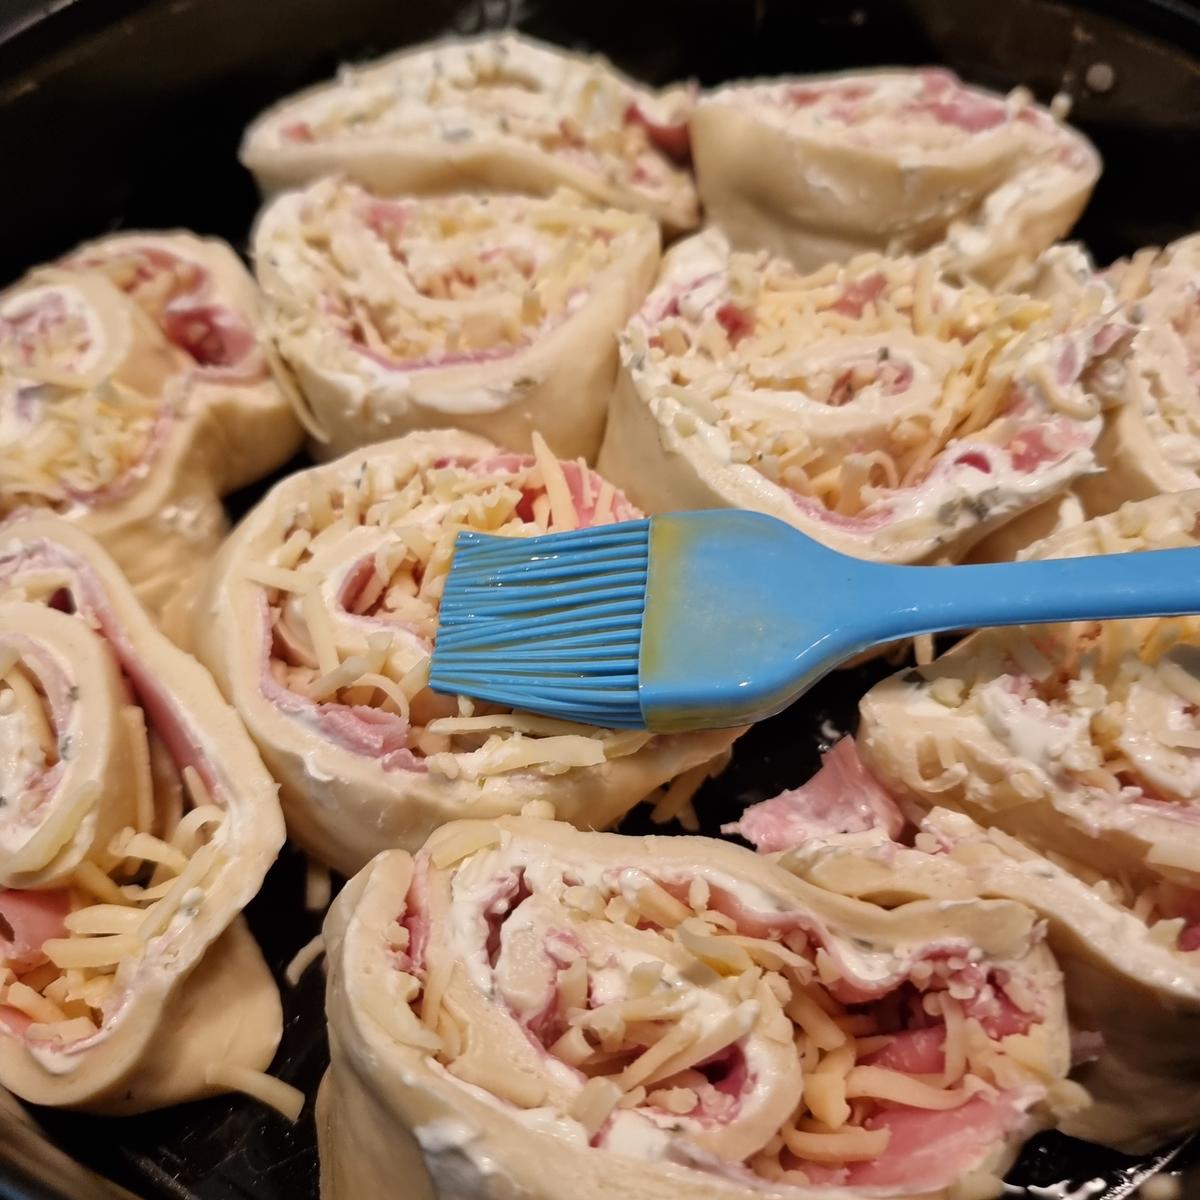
[
  {"left": 391, "top": 827, "right": 1055, "bottom": 1192},
  {"left": 261, "top": 181, "right": 651, "bottom": 374},
  {"left": 264, "top": 35, "right": 692, "bottom": 208},
  {"left": 64, "top": 241, "right": 265, "bottom": 379}
]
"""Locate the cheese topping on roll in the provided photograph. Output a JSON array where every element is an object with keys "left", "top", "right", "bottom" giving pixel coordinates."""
[
  {"left": 1115, "top": 236, "right": 1200, "bottom": 482},
  {"left": 241, "top": 33, "right": 698, "bottom": 233},
  {"left": 254, "top": 180, "right": 659, "bottom": 458},
  {"left": 598, "top": 229, "right": 1129, "bottom": 564},
  {"left": 858, "top": 492, "right": 1200, "bottom": 931},
  {"left": 1057, "top": 234, "right": 1200, "bottom": 515},
  {"left": 690, "top": 68, "right": 1099, "bottom": 284},
  {"left": 191, "top": 431, "right": 739, "bottom": 874},
  {"left": 319, "top": 816, "right": 1073, "bottom": 1200}
]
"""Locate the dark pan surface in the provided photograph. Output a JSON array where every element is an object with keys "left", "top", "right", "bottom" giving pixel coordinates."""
[{"left": 2, "top": 0, "right": 1200, "bottom": 1196}]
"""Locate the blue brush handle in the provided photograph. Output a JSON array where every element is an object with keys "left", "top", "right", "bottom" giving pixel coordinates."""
[
  {"left": 875, "top": 548, "right": 1200, "bottom": 639},
  {"left": 640, "top": 512, "right": 1200, "bottom": 732}
]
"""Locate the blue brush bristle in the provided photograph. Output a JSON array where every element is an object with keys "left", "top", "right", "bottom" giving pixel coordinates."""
[{"left": 430, "top": 521, "right": 650, "bottom": 726}]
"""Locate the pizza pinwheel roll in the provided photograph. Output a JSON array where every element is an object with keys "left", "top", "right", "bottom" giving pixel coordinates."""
[
  {"left": 253, "top": 180, "right": 660, "bottom": 460},
  {"left": 690, "top": 69, "right": 1099, "bottom": 284},
  {"left": 858, "top": 490, "right": 1200, "bottom": 908},
  {"left": 1069, "top": 235, "right": 1200, "bottom": 515},
  {"left": 785, "top": 803, "right": 1200, "bottom": 1152},
  {"left": 734, "top": 738, "right": 1200, "bottom": 1149},
  {"left": 0, "top": 233, "right": 302, "bottom": 611},
  {"left": 319, "top": 813, "right": 1073, "bottom": 1200},
  {"left": 597, "top": 229, "right": 1129, "bottom": 564},
  {"left": 241, "top": 34, "right": 698, "bottom": 233},
  {"left": 0, "top": 513, "right": 285, "bottom": 1112},
  {"left": 189, "top": 431, "right": 738, "bottom": 875}
]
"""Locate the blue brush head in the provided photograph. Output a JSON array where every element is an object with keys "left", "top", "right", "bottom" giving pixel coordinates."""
[{"left": 430, "top": 521, "right": 651, "bottom": 727}]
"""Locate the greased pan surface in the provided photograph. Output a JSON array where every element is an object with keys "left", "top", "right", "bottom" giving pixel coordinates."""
[{"left": 2, "top": 0, "right": 1200, "bottom": 1196}]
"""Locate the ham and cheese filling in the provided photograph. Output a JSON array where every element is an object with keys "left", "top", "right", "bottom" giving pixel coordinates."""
[
  {"left": 1110, "top": 235, "right": 1200, "bottom": 483},
  {"left": 611, "top": 230, "right": 1126, "bottom": 557},
  {"left": 0, "top": 274, "right": 181, "bottom": 512},
  {"left": 691, "top": 68, "right": 1098, "bottom": 281},
  {"left": 250, "top": 438, "right": 651, "bottom": 781},
  {"left": 767, "top": 70, "right": 1060, "bottom": 146},
  {"left": 874, "top": 610, "right": 1200, "bottom": 951},
  {"left": 856, "top": 495, "right": 1200, "bottom": 953},
  {"left": 245, "top": 34, "right": 695, "bottom": 223},
  {"left": 258, "top": 181, "right": 650, "bottom": 377},
  {"left": 62, "top": 240, "right": 266, "bottom": 383},
  {"left": 741, "top": 738, "right": 1200, "bottom": 959},
  {"left": 0, "top": 540, "right": 230, "bottom": 1054},
  {"left": 396, "top": 820, "right": 1058, "bottom": 1193}
]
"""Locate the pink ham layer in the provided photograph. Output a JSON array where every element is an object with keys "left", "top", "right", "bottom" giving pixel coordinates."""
[
  {"left": 782, "top": 67, "right": 1091, "bottom": 168},
  {"left": 744, "top": 729, "right": 1200, "bottom": 955},
  {"left": 0, "top": 887, "right": 70, "bottom": 971},
  {"left": 724, "top": 737, "right": 905, "bottom": 851},
  {"left": 0, "top": 889, "right": 71, "bottom": 1036},
  {"left": 62, "top": 244, "right": 266, "bottom": 384},
  {"left": 0, "top": 536, "right": 230, "bottom": 1050},
  {"left": 623, "top": 99, "right": 691, "bottom": 163},
  {"left": 260, "top": 454, "right": 639, "bottom": 770}
]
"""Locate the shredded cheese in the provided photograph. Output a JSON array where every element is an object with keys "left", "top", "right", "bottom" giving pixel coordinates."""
[
  {"left": 285, "top": 934, "right": 327, "bottom": 986},
  {"left": 203, "top": 1065, "right": 306, "bottom": 1121}
]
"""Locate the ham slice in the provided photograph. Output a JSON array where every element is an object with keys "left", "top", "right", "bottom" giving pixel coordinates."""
[
  {"left": 725, "top": 738, "right": 904, "bottom": 851},
  {"left": 0, "top": 888, "right": 70, "bottom": 971},
  {"left": 848, "top": 1095, "right": 1018, "bottom": 1189},
  {"left": 160, "top": 303, "right": 262, "bottom": 377},
  {"left": 623, "top": 101, "right": 692, "bottom": 163},
  {"left": 319, "top": 815, "right": 1069, "bottom": 1200},
  {"left": 861, "top": 1025, "right": 946, "bottom": 1075}
]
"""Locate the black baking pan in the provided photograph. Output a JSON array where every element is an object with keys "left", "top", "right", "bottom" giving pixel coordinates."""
[{"left": 2, "top": 0, "right": 1200, "bottom": 1196}]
